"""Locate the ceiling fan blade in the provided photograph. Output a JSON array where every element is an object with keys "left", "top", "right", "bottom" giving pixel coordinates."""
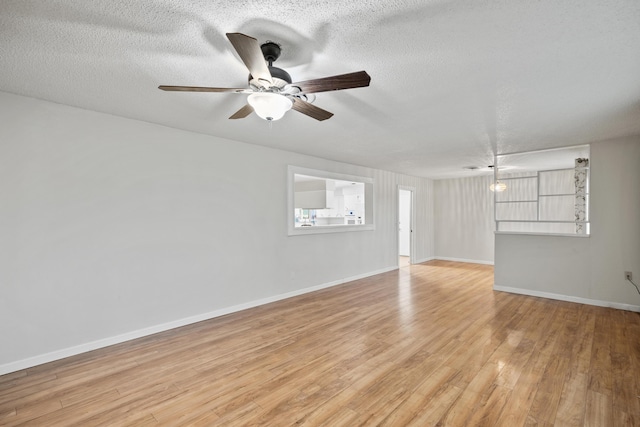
[
  {"left": 229, "top": 104, "right": 254, "bottom": 119},
  {"left": 292, "top": 98, "right": 334, "bottom": 121},
  {"left": 289, "top": 71, "right": 371, "bottom": 94},
  {"left": 158, "top": 85, "right": 252, "bottom": 93},
  {"left": 226, "top": 33, "right": 273, "bottom": 86}
]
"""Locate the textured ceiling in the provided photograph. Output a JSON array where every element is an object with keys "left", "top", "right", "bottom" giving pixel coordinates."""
[{"left": 1, "top": 0, "right": 639, "bottom": 179}]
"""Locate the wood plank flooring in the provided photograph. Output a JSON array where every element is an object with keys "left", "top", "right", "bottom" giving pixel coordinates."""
[{"left": 1, "top": 260, "right": 639, "bottom": 426}]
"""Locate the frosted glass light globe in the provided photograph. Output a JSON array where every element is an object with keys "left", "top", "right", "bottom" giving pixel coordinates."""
[{"left": 247, "top": 93, "right": 293, "bottom": 121}]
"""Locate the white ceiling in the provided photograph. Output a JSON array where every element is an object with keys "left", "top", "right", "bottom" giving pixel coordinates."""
[{"left": 1, "top": 0, "right": 639, "bottom": 179}]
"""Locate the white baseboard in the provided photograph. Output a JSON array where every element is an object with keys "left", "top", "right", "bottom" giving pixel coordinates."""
[
  {"left": 412, "top": 256, "right": 436, "bottom": 264},
  {"left": 493, "top": 285, "right": 640, "bottom": 312},
  {"left": 434, "top": 256, "right": 494, "bottom": 266},
  {"left": 406, "top": 257, "right": 494, "bottom": 266},
  {"left": 0, "top": 266, "right": 397, "bottom": 376}
]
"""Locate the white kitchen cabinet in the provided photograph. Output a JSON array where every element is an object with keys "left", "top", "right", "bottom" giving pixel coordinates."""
[{"left": 294, "top": 179, "right": 336, "bottom": 209}]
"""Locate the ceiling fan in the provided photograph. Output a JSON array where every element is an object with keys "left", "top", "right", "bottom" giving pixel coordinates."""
[{"left": 159, "top": 33, "right": 371, "bottom": 122}]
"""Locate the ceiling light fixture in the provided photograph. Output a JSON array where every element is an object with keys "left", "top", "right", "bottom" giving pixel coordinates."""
[
  {"left": 489, "top": 181, "right": 507, "bottom": 192},
  {"left": 247, "top": 92, "right": 292, "bottom": 121}
]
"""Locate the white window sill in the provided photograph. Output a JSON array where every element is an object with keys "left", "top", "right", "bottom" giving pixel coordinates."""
[
  {"left": 289, "top": 224, "right": 375, "bottom": 236},
  {"left": 494, "top": 231, "right": 590, "bottom": 238}
]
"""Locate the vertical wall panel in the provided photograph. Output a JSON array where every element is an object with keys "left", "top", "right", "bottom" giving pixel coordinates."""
[{"left": 434, "top": 174, "right": 495, "bottom": 263}]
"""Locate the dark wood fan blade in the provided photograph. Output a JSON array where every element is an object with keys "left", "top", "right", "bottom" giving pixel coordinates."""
[
  {"left": 292, "top": 98, "right": 334, "bottom": 121},
  {"left": 158, "top": 85, "right": 252, "bottom": 93},
  {"left": 226, "top": 33, "right": 272, "bottom": 86},
  {"left": 289, "top": 71, "right": 371, "bottom": 94},
  {"left": 229, "top": 104, "right": 254, "bottom": 119}
]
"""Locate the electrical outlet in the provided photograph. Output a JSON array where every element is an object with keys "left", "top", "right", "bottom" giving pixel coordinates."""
[{"left": 625, "top": 271, "right": 633, "bottom": 281}]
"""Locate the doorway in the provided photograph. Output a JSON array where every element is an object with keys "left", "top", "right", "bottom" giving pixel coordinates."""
[{"left": 398, "top": 186, "right": 414, "bottom": 267}]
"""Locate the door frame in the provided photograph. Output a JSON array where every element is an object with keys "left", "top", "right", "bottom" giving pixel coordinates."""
[{"left": 397, "top": 185, "right": 416, "bottom": 266}]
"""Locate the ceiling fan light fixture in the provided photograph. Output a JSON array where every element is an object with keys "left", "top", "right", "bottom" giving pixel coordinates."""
[
  {"left": 247, "top": 92, "right": 292, "bottom": 121},
  {"left": 159, "top": 33, "right": 370, "bottom": 121}
]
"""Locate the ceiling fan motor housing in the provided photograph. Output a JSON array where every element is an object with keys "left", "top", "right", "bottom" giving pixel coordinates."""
[
  {"left": 248, "top": 66, "right": 291, "bottom": 89},
  {"left": 248, "top": 41, "right": 292, "bottom": 88},
  {"left": 269, "top": 66, "right": 291, "bottom": 84}
]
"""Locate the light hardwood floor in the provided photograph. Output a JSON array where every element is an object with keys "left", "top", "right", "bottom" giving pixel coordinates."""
[{"left": 1, "top": 260, "right": 639, "bottom": 426}]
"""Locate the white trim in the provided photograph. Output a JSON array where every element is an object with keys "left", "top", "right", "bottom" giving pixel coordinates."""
[
  {"left": 497, "top": 143, "right": 591, "bottom": 157},
  {"left": 0, "top": 266, "right": 397, "bottom": 376},
  {"left": 495, "top": 231, "right": 590, "bottom": 238},
  {"left": 287, "top": 165, "right": 375, "bottom": 236},
  {"left": 397, "top": 185, "right": 416, "bottom": 265},
  {"left": 288, "top": 223, "right": 375, "bottom": 235},
  {"left": 434, "top": 256, "right": 494, "bottom": 266},
  {"left": 493, "top": 285, "right": 640, "bottom": 312}
]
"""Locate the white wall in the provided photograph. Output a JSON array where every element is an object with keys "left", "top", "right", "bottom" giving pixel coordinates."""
[
  {"left": 495, "top": 136, "right": 640, "bottom": 310},
  {"left": 0, "top": 91, "right": 435, "bottom": 373},
  {"left": 433, "top": 174, "right": 495, "bottom": 264}
]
